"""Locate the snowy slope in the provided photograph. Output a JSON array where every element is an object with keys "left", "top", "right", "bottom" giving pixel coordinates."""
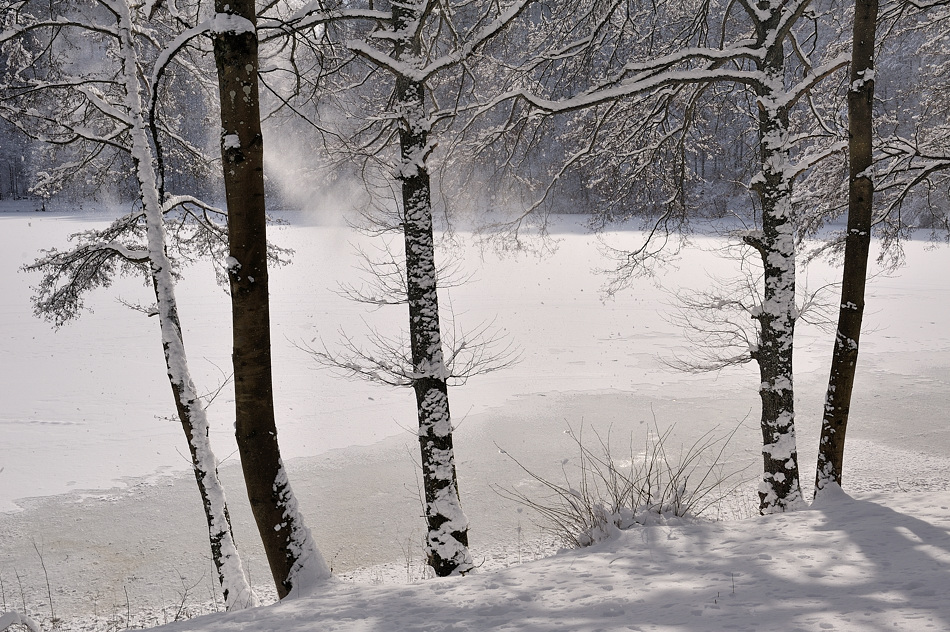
[{"left": 130, "top": 488, "right": 950, "bottom": 632}]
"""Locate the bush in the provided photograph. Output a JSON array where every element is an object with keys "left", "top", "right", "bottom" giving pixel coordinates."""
[{"left": 497, "top": 423, "right": 751, "bottom": 548}]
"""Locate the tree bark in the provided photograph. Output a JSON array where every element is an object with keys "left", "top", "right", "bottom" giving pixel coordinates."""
[
  {"left": 116, "top": 2, "right": 257, "bottom": 609},
  {"left": 748, "top": 9, "right": 804, "bottom": 514},
  {"left": 210, "top": 0, "right": 328, "bottom": 598},
  {"left": 815, "top": 0, "right": 879, "bottom": 494},
  {"left": 393, "top": 1, "right": 474, "bottom": 577}
]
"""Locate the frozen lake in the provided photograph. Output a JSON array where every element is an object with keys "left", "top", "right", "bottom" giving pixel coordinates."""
[{"left": 1, "top": 207, "right": 949, "bottom": 616}]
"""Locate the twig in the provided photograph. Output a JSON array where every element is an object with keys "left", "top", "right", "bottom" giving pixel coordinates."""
[
  {"left": 124, "top": 586, "right": 130, "bottom": 630},
  {"left": 30, "top": 539, "right": 55, "bottom": 625},
  {"left": 13, "top": 570, "right": 26, "bottom": 614}
]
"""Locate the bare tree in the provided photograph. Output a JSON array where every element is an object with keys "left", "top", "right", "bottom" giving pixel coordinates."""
[
  {"left": 2, "top": 0, "right": 257, "bottom": 609},
  {"left": 265, "top": 0, "right": 529, "bottom": 575},
  {"left": 208, "top": 0, "right": 329, "bottom": 598},
  {"left": 488, "top": 0, "right": 849, "bottom": 512},
  {"left": 814, "top": 0, "right": 879, "bottom": 495}
]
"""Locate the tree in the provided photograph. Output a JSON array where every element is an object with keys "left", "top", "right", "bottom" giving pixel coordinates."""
[
  {"left": 808, "top": 0, "right": 950, "bottom": 491},
  {"left": 814, "top": 0, "right": 879, "bottom": 494},
  {"left": 348, "top": 0, "right": 530, "bottom": 576},
  {"left": 209, "top": 0, "right": 329, "bottom": 597},
  {"left": 265, "top": 0, "right": 529, "bottom": 575},
  {"left": 2, "top": 0, "right": 257, "bottom": 609},
  {"left": 864, "top": 0, "right": 950, "bottom": 245},
  {"left": 492, "top": 0, "right": 848, "bottom": 512},
  {"left": 0, "top": 120, "right": 29, "bottom": 200}
]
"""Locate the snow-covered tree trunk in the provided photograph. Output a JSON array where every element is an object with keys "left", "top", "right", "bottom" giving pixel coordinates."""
[
  {"left": 391, "top": 1, "right": 474, "bottom": 578},
  {"left": 742, "top": 8, "right": 805, "bottom": 514},
  {"left": 815, "top": 0, "right": 879, "bottom": 494},
  {"left": 492, "top": 1, "right": 848, "bottom": 515},
  {"left": 114, "top": 1, "right": 258, "bottom": 609},
  {"left": 209, "top": 0, "right": 329, "bottom": 598}
]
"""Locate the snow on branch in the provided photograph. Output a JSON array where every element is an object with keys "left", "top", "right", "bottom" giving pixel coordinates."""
[
  {"left": 209, "top": 13, "right": 255, "bottom": 36},
  {"left": 0, "top": 96, "right": 128, "bottom": 152},
  {"left": 417, "top": 0, "right": 531, "bottom": 82},
  {"left": 22, "top": 215, "right": 151, "bottom": 327},
  {"left": 339, "top": 0, "right": 528, "bottom": 81},
  {"left": 868, "top": 134, "right": 950, "bottom": 245},
  {"left": 96, "top": 240, "right": 152, "bottom": 263},
  {"left": 764, "top": 0, "right": 817, "bottom": 53},
  {"left": 346, "top": 39, "right": 422, "bottom": 78},
  {"left": 162, "top": 195, "right": 226, "bottom": 218},
  {"left": 150, "top": 21, "right": 214, "bottom": 94},
  {"left": 77, "top": 86, "right": 134, "bottom": 128},
  {"left": 259, "top": 7, "right": 391, "bottom": 40},
  {"left": 620, "top": 43, "right": 764, "bottom": 75},
  {"left": 0, "top": 17, "right": 118, "bottom": 44},
  {"left": 769, "top": 54, "right": 850, "bottom": 111},
  {"left": 148, "top": 12, "right": 253, "bottom": 112},
  {"left": 787, "top": 140, "right": 848, "bottom": 181},
  {"left": 735, "top": 0, "right": 773, "bottom": 23},
  {"left": 490, "top": 65, "right": 764, "bottom": 117}
]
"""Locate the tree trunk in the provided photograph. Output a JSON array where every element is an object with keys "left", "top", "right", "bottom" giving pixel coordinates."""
[
  {"left": 747, "top": 11, "right": 804, "bottom": 514},
  {"left": 157, "top": 278, "right": 259, "bottom": 610},
  {"left": 116, "top": 2, "right": 258, "bottom": 610},
  {"left": 815, "top": 0, "right": 879, "bottom": 494},
  {"left": 210, "top": 0, "right": 329, "bottom": 598},
  {"left": 393, "top": 1, "right": 474, "bottom": 578}
]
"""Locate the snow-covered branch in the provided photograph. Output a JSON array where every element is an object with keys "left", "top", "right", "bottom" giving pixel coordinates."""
[
  {"left": 417, "top": 0, "right": 531, "bottom": 81},
  {"left": 772, "top": 53, "right": 850, "bottom": 111},
  {"left": 259, "top": 7, "right": 391, "bottom": 40},
  {"left": 346, "top": 39, "right": 422, "bottom": 78},
  {"left": 0, "top": 17, "right": 119, "bottom": 44}
]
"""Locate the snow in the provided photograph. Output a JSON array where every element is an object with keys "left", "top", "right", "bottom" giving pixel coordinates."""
[
  {"left": 16, "top": 488, "right": 950, "bottom": 632},
  {"left": 222, "top": 135, "right": 241, "bottom": 151},
  {"left": 0, "top": 613, "right": 40, "bottom": 632},
  {"left": 1, "top": 208, "right": 950, "bottom": 631},
  {"left": 208, "top": 13, "right": 255, "bottom": 37}
]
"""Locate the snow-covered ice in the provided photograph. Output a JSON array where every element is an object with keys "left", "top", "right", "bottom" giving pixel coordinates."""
[{"left": 1, "top": 206, "right": 949, "bottom": 631}]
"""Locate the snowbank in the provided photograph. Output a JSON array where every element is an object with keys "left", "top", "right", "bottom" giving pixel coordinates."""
[{"left": 147, "top": 489, "right": 950, "bottom": 632}]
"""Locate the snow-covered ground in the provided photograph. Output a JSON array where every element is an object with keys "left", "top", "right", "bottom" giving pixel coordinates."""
[
  {"left": 109, "top": 488, "right": 950, "bottom": 632},
  {"left": 1, "top": 204, "right": 949, "bottom": 631}
]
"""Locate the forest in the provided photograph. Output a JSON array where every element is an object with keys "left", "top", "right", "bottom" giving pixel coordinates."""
[{"left": 1, "top": 0, "right": 950, "bottom": 630}]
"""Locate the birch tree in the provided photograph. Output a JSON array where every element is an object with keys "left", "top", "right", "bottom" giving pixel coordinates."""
[
  {"left": 1, "top": 0, "right": 258, "bottom": 609},
  {"left": 496, "top": 0, "right": 848, "bottom": 513}
]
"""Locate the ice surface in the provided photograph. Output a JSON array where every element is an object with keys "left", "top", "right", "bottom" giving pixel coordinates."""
[{"left": 1, "top": 209, "right": 949, "bottom": 630}]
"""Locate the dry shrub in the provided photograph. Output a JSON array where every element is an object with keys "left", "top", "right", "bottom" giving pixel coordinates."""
[{"left": 497, "top": 423, "right": 752, "bottom": 548}]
